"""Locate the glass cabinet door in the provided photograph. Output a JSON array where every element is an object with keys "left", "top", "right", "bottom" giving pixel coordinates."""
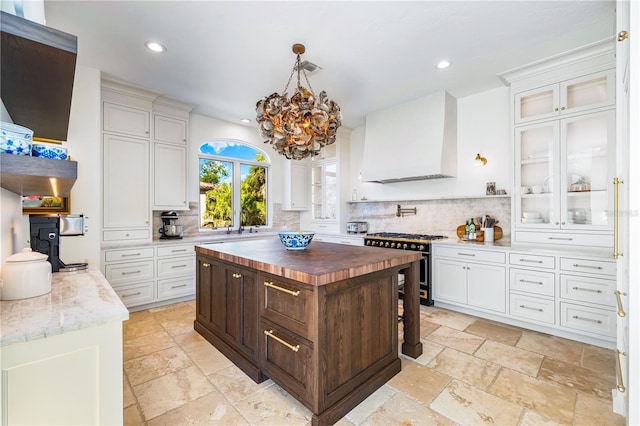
[
  {"left": 561, "top": 110, "right": 615, "bottom": 230},
  {"left": 515, "top": 84, "right": 559, "bottom": 124},
  {"left": 515, "top": 122, "right": 560, "bottom": 228},
  {"left": 560, "top": 69, "right": 615, "bottom": 116},
  {"left": 311, "top": 160, "right": 337, "bottom": 221}
]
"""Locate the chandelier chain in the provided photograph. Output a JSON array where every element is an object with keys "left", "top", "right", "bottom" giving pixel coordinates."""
[{"left": 282, "top": 55, "right": 298, "bottom": 94}]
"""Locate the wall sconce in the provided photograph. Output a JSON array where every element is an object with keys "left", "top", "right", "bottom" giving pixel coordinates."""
[{"left": 474, "top": 153, "right": 487, "bottom": 167}]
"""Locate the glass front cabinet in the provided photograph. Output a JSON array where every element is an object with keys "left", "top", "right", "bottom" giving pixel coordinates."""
[
  {"left": 514, "top": 109, "right": 615, "bottom": 246},
  {"left": 310, "top": 144, "right": 338, "bottom": 228}
]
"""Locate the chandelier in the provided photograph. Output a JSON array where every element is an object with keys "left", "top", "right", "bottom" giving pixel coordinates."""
[{"left": 256, "top": 43, "right": 342, "bottom": 160}]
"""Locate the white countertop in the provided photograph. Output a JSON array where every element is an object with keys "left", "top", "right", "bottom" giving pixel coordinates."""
[{"left": 0, "top": 267, "right": 129, "bottom": 347}]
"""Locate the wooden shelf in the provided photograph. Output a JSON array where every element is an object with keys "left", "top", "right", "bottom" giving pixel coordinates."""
[
  {"left": 0, "top": 154, "right": 77, "bottom": 196},
  {"left": 347, "top": 194, "right": 511, "bottom": 203}
]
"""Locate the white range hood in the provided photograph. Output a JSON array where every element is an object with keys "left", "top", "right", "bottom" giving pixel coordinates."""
[{"left": 361, "top": 90, "right": 457, "bottom": 183}]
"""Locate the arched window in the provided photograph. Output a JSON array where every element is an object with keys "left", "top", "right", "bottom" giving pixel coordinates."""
[{"left": 198, "top": 140, "right": 270, "bottom": 230}]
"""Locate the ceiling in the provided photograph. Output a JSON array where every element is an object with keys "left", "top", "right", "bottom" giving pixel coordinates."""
[{"left": 43, "top": 1, "right": 615, "bottom": 130}]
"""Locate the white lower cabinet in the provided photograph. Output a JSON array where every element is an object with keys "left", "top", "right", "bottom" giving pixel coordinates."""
[
  {"left": 433, "top": 242, "right": 617, "bottom": 347},
  {"left": 103, "top": 242, "right": 195, "bottom": 309},
  {"left": 313, "top": 233, "right": 364, "bottom": 246},
  {"left": 432, "top": 246, "right": 507, "bottom": 313}
]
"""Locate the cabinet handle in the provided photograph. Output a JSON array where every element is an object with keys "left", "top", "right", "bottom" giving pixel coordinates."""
[
  {"left": 171, "top": 249, "right": 187, "bottom": 253},
  {"left": 232, "top": 273, "right": 242, "bottom": 279},
  {"left": 520, "top": 279, "right": 543, "bottom": 285},
  {"left": 121, "top": 253, "right": 141, "bottom": 257},
  {"left": 519, "top": 259, "right": 543, "bottom": 263},
  {"left": 614, "top": 177, "right": 623, "bottom": 259},
  {"left": 572, "top": 315, "right": 602, "bottom": 324},
  {"left": 519, "top": 305, "right": 543, "bottom": 312},
  {"left": 615, "top": 349, "right": 627, "bottom": 392},
  {"left": 122, "top": 270, "right": 141, "bottom": 275},
  {"left": 264, "top": 330, "right": 300, "bottom": 352},
  {"left": 572, "top": 264, "right": 603, "bottom": 270},
  {"left": 548, "top": 237, "right": 573, "bottom": 241},
  {"left": 122, "top": 291, "right": 142, "bottom": 298},
  {"left": 457, "top": 253, "right": 475, "bottom": 256},
  {"left": 202, "top": 263, "right": 211, "bottom": 268},
  {"left": 171, "top": 284, "right": 187, "bottom": 289},
  {"left": 171, "top": 264, "right": 187, "bottom": 269},
  {"left": 618, "top": 30, "right": 629, "bottom": 42},
  {"left": 614, "top": 290, "right": 627, "bottom": 317},
  {"left": 264, "top": 281, "right": 300, "bottom": 296},
  {"left": 572, "top": 286, "right": 602, "bottom": 293}
]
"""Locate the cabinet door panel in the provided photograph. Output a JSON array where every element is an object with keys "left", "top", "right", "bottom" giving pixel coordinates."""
[
  {"left": 515, "top": 84, "right": 559, "bottom": 123},
  {"left": 154, "top": 114, "right": 187, "bottom": 145},
  {"left": 433, "top": 259, "right": 467, "bottom": 304},
  {"left": 261, "top": 275, "right": 313, "bottom": 338},
  {"left": 467, "top": 264, "right": 506, "bottom": 313},
  {"left": 103, "top": 102, "right": 150, "bottom": 138},
  {"left": 153, "top": 143, "right": 188, "bottom": 210}
]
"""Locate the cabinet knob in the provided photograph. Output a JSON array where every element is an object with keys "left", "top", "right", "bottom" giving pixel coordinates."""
[
  {"left": 561, "top": 221, "right": 565, "bottom": 225},
  {"left": 554, "top": 107, "right": 559, "bottom": 112},
  {"left": 202, "top": 262, "right": 210, "bottom": 268},
  {"left": 618, "top": 30, "right": 629, "bottom": 42},
  {"left": 560, "top": 106, "right": 566, "bottom": 111}
]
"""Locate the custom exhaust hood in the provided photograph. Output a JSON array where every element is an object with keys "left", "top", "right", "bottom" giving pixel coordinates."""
[{"left": 360, "top": 91, "right": 457, "bottom": 183}]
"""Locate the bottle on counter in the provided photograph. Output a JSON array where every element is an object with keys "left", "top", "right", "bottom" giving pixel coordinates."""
[
  {"left": 469, "top": 218, "right": 476, "bottom": 240},
  {"left": 464, "top": 219, "right": 470, "bottom": 239},
  {"left": 352, "top": 189, "right": 358, "bottom": 201}
]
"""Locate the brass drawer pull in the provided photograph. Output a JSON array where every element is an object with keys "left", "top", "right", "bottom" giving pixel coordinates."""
[
  {"left": 614, "top": 290, "right": 627, "bottom": 317},
  {"left": 572, "top": 315, "right": 602, "bottom": 324},
  {"left": 232, "top": 273, "right": 242, "bottom": 279},
  {"left": 202, "top": 263, "right": 211, "bottom": 268},
  {"left": 264, "top": 281, "right": 300, "bottom": 296},
  {"left": 572, "top": 263, "right": 603, "bottom": 270},
  {"left": 520, "top": 279, "right": 543, "bottom": 285},
  {"left": 122, "top": 291, "right": 142, "bottom": 298},
  {"left": 171, "top": 284, "right": 187, "bottom": 289},
  {"left": 572, "top": 286, "right": 602, "bottom": 293},
  {"left": 264, "top": 330, "right": 299, "bottom": 352},
  {"left": 122, "top": 270, "right": 141, "bottom": 275},
  {"left": 615, "top": 349, "right": 627, "bottom": 392},
  {"left": 519, "top": 305, "right": 543, "bottom": 312},
  {"left": 121, "top": 253, "right": 141, "bottom": 257},
  {"left": 171, "top": 264, "right": 187, "bottom": 269},
  {"left": 457, "top": 252, "right": 475, "bottom": 256},
  {"left": 519, "top": 259, "right": 543, "bottom": 263}
]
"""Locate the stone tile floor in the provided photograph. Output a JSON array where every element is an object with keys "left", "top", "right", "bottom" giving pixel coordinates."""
[{"left": 123, "top": 300, "right": 625, "bottom": 425}]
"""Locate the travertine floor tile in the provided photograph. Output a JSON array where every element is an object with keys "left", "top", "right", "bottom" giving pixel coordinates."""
[
  {"left": 517, "top": 330, "right": 584, "bottom": 363},
  {"left": 123, "top": 374, "right": 136, "bottom": 408},
  {"left": 133, "top": 365, "right": 215, "bottom": 420},
  {"left": 123, "top": 316, "right": 164, "bottom": 341},
  {"left": 419, "top": 319, "right": 441, "bottom": 338},
  {"left": 574, "top": 393, "right": 626, "bottom": 426},
  {"left": 123, "top": 330, "right": 177, "bottom": 362},
  {"left": 539, "top": 357, "right": 615, "bottom": 400},
  {"left": 490, "top": 368, "right": 576, "bottom": 424},
  {"left": 400, "top": 338, "right": 445, "bottom": 366},
  {"left": 475, "top": 340, "right": 544, "bottom": 376},
  {"left": 123, "top": 404, "right": 144, "bottom": 426},
  {"left": 582, "top": 345, "right": 616, "bottom": 378},
  {"left": 147, "top": 391, "right": 249, "bottom": 425},
  {"left": 208, "top": 364, "right": 273, "bottom": 403},
  {"left": 425, "top": 325, "right": 485, "bottom": 354},
  {"left": 431, "top": 379, "right": 523, "bottom": 425},
  {"left": 158, "top": 315, "right": 198, "bottom": 337},
  {"left": 124, "top": 345, "right": 192, "bottom": 386},
  {"left": 519, "top": 409, "right": 566, "bottom": 425},
  {"left": 172, "top": 329, "right": 210, "bottom": 350},
  {"left": 428, "top": 347, "right": 501, "bottom": 390},
  {"left": 234, "top": 384, "right": 312, "bottom": 425},
  {"left": 387, "top": 358, "right": 450, "bottom": 404},
  {"left": 344, "top": 385, "right": 396, "bottom": 424},
  {"left": 364, "top": 392, "right": 456, "bottom": 425},
  {"left": 420, "top": 307, "right": 477, "bottom": 331},
  {"left": 188, "top": 343, "right": 234, "bottom": 375},
  {"left": 464, "top": 319, "right": 522, "bottom": 346}
]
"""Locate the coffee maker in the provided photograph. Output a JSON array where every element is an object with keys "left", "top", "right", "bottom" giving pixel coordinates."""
[
  {"left": 29, "top": 215, "right": 88, "bottom": 272},
  {"left": 159, "top": 211, "right": 183, "bottom": 239}
]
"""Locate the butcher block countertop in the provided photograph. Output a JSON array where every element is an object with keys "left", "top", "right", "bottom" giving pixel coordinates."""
[{"left": 195, "top": 237, "right": 422, "bottom": 286}]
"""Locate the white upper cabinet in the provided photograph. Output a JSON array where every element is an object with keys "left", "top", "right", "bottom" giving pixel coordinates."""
[
  {"left": 514, "top": 69, "right": 615, "bottom": 124},
  {"left": 153, "top": 143, "right": 188, "bottom": 210},
  {"left": 154, "top": 114, "right": 187, "bottom": 145},
  {"left": 103, "top": 102, "right": 150, "bottom": 138},
  {"left": 282, "top": 159, "right": 309, "bottom": 211}
]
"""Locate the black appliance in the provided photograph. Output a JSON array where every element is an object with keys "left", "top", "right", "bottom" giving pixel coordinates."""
[
  {"left": 159, "top": 211, "right": 183, "bottom": 239},
  {"left": 364, "top": 232, "right": 447, "bottom": 306},
  {"left": 29, "top": 215, "right": 88, "bottom": 272}
]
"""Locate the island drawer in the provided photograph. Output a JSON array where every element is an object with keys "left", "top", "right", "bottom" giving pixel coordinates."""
[
  {"left": 433, "top": 246, "right": 505, "bottom": 263},
  {"left": 157, "top": 244, "right": 195, "bottom": 258},
  {"left": 104, "top": 247, "right": 154, "bottom": 262},
  {"left": 509, "top": 253, "right": 555, "bottom": 269},
  {"left": 259, "top": 273, "right": 313, "bottom": 338}
]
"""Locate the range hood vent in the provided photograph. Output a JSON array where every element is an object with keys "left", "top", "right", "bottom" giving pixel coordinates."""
[
  {"left": 1, "top": 11, "right": 77, "bottom": 142},
  {"left": 361, "top": 91, "right": 457, "bottom": 183}
]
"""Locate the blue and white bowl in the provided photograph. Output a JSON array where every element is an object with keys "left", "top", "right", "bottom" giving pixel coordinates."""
[
  {"left": 278, "top": 232, "right": 315, "bottom": 250},
  {"left": 31, "top": 142, "right": 68, "bottom": 160},
  {"left": 0, "top": 122, "right": 33, "bottom": 155}
]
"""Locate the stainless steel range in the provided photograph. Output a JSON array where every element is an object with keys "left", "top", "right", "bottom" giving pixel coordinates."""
[{"left": 364, "top": 232, "right": 447, "bottom": 306}]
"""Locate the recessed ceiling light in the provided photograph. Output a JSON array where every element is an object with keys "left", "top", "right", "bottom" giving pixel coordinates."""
[
  {"left": 145, "top": 41, "right": 166, "bottom": 53},
  {"left": 436, "top": 60, "right": 451, "bottom": 69},
  {"left": 240, "top": 118, "right": 251, "bottom": 124}
]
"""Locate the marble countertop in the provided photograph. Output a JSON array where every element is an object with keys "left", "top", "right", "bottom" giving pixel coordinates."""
[{"left": 0, "top": 267, "right": 129, "bottom": 347}]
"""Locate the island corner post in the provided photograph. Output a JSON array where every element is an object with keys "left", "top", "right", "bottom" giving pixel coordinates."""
[{"left": 400, "top": 259, "right": 423, "bottom": 358}]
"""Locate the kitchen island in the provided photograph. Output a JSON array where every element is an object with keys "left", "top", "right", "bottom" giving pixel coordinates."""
[{"left": 194, "top": 238, "right": 422, "bottom": 426}]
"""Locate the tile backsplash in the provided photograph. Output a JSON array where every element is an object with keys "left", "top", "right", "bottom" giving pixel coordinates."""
[{"left": 348, "top": 197, "right": 511, "bottom": 238}]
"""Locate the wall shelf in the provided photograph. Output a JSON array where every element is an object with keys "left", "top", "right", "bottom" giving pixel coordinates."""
[
  {"left": 347, "top": 194, "right": 511, "bottom": 204},
  {"left": 0, "top": 154, "right": 77, "bottom": 196}
]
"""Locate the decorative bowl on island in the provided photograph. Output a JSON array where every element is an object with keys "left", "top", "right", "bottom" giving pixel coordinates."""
[
  {"left": 32, "top": 142, "right": 68, "bottom": 160},
  {"left": 278, "top": 231, "right": 315, "bottom": 250},
  {"left": 0, "top": 121, "right": 33, "bottom": 155}
]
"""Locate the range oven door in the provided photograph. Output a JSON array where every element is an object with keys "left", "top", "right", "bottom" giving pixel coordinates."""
[{"left": 398, "top": 254, "right": 432, "bottom": 306}]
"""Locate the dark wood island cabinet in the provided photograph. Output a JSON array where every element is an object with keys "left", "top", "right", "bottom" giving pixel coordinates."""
[{"left": 194, "top": 238, "right": 422, "bottom": 426}]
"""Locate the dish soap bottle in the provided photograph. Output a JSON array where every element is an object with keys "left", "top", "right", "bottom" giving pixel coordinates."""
[{"left": 352, "top": 189, "right": 358, "bottom": 201}]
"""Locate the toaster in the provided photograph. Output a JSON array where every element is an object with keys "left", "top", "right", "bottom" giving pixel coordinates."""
[{"left": 346, "top": 221, "right": 369, "bottom": 234}]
